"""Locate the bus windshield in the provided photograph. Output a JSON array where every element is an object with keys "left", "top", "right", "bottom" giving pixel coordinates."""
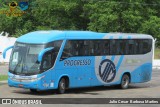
[{"left": 9, "top": 43, "right": 45, "bottom": 75}]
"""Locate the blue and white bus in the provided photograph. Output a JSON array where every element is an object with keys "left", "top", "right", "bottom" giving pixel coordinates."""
[{"left": 3, "top": 31, "right": 154, "bottom": 94}]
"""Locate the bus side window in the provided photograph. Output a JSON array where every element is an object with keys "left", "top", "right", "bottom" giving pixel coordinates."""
[
  {"left": 135, "top": 40, "right": 139, "bottom": 54},
  {"left": 89, "top": 40, "right": 94, "bottom": 55},
  {"left": 142, "top": 39, "right": 152, "bottom": 54},
  {"left": 78, "top": 40, "right": 85, "bottom": 56},
  {"left": 126, "top": 40, "right": 135, "bottom": 55},
  {"left": 102, "top": 40, "right": 109, "bottom": 55},
  {"left": 61, "top": 41, "right": 73, "bottom": 59},
  {"left": 110, "top": 40, "right": 118, "bottom": 55},
  {"left": 94, "top": 40, "right": 103, "bottom": 56},
  {"left": 147, "top": 39, "right": 152, "bottom": 53},
  {"left": 41, "top": 52, "right": 53, "bottom": 71},
  {"left": 53, "top": 40, "right": 63, "bottom": 55},
  {"left": 72, "top": 41, "right": 79, "bottom": 56},
  {"left": 118, "top": 40, "right": 126, "bottom": 55},
  {"left": 134, "top": 39, "right": 152, "bottom": 55}
]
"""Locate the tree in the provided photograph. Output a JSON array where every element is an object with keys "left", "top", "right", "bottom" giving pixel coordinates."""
[
  {"left": 0, "top": 0, "right": 160, "bottom": 46},
  {"left": 139, "top": 16, "right": 160, "bottom": 46}
]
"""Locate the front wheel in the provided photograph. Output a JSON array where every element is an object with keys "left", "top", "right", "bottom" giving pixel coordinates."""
[
  {"left": 58, "top": 78, "right": 66, "bottom": 94},
  {"left": 120, "top": 74, "right": 130, "bottom": 89},
  {"left": 30, "top": 89, "right": 38, "bottom": 93}
]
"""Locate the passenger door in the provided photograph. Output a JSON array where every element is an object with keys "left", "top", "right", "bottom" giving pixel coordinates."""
[
  {"left": 59, "top": 40, "right": 92, "bottom": 87},
  {"left": 63, "top": 57, "right": 91, "bottom": 87}
]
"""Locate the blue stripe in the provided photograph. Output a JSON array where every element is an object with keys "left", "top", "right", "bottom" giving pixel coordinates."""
[
  {"left": 116, "top": 55, "right": 124, "bottom": 71},
  {"left": 110, "top": 56, "right": 115, "bottom": 61},
  {"left": 111, "top": 55, "right": 115, "bottom": 61},
  {"left": 101, "top": 56, "right": 106, "bottom": 60},
  {"left": 119, "top": 36, "right": 122, "bottom": 39}
]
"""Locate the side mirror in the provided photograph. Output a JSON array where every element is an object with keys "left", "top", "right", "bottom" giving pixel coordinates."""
[
  {"left": 3, "top": 46, "right": 14, "bottom": 59},
  {"left": 38, "top": 47, "right": 54, "bottom": 62}
]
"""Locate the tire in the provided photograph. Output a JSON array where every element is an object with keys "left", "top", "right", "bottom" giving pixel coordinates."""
[
  {"left": 58, "top": 78, "right": 66, "bottom": 94},
  {"left": 30, "top": 89, "right": 38, "bottom": 93},
  {"left": 120, "top": 74, "right": 130, "bottom": 89}
]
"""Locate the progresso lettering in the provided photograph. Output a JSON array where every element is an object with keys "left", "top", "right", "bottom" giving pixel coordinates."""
[{"left": 64, "top": 59, "right": 91, "bottom": 66}]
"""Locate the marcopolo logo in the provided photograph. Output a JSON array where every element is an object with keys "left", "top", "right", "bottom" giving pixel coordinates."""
[{"left": 99, "top": 59, "right": 116, "bottom": 83}]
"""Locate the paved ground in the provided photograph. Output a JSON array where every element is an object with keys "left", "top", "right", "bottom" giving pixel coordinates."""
[{"left": 0, "top": 65, "right": 160, "bottom": 107}]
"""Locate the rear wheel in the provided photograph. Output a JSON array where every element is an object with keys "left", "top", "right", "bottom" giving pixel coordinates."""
[
  {"left": 58, "top": 78, "right": 66, "bottom": 94},
  {"left": 120, "top": 74, "right": 130, "bottom": 89}
]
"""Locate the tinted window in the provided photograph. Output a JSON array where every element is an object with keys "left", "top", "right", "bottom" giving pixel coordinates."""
[
  {"left": 101, "top": 40, "right": 110, "bottom": 55},
  {"left": 118, "top": 40, "right": 127, "bottom": 54},
  {"left": 61, "top": 40, "right": 110, "bottom": 59},
  {"left": 61, "top": 39, "right": 152, "bottom": 59},
  {"left": 110, "top": 40, "right": 118, "bottom": 55},
  {"left": 41, "top": 40, "right": 63, "bottom": 71},
  {"left": 52, "top": 40, "right": 63, "bottom": 53},
  {"left": 127, "top": 40, "right": 135, "bottom": 54},
  {"left": 41, "top": 51, "right": 53, "bottom": 71},
  {"left": 142, "top": 39, "right": 152, "bottom": 54}
]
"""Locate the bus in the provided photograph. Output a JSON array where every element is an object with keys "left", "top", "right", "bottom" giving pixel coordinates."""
[{"left": 3, "top": 30, "right": 154, "bottom": 94}]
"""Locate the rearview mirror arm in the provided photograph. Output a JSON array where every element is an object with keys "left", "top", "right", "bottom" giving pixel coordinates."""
[
  {"left": 3, "top": 46, "right": 14, "bottom": 59},
  {"left": 38, "top": 47, "right": 54, "bottom": 62}
]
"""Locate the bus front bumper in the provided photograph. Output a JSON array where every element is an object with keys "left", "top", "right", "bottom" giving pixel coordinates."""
[
  {"left": 8, "top": 72, "right": 57, "bottom": 90},
  {"left": 8, "top": 78, "right": 42, "bottom": 90}
]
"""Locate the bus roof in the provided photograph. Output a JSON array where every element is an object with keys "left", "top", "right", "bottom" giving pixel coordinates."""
[{"left": 16, "top": 30, "right": 154, "bottom": 44}]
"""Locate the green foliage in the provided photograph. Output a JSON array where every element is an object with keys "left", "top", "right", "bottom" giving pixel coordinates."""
[
  {"left": 155, "top": 48, "right": 160, "bottom": 59},
  {"left": 0, "top": 0, "right": 160, "bottom": 46},
  {"left": 139, "top": 16, "right": 160, "bottom": 46},
  {"left": 0, "top": 75, "right": 8, "bottom": 81},
  {"left": 14, "top": 29, "right": 28, "bottom": 38}
]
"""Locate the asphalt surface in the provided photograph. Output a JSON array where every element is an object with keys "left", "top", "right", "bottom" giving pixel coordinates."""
[{"left": 0, "top": 65, "right": 160, "bottom": 107}]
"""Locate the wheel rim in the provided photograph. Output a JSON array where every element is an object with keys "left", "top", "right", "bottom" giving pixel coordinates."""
[
  {"left": 61, "top": 82, "right": 65, "bottom": 90},
  {"left": 58, "top": 78, "right": 66, "bottom": 94},
  {"left": 122, "top": 77, "right": 129, "bottom": 87}
]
